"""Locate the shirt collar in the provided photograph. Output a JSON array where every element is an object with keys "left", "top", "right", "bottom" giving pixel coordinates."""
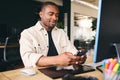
[{"left": 35, "top": 21, "right": 58, "bottom": 31}]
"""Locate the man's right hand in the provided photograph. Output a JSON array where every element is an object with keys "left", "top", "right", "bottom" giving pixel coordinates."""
[
  {"left": 55, "top": 52, "right": 77, "bottom": 66},
  {"left": 36, "top": 52, "right": 78, "bottom": 67}
]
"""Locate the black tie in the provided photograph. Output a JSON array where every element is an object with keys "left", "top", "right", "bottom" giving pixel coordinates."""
[{"left": 47, "top": 31, "right": 58, "bottom": 56}]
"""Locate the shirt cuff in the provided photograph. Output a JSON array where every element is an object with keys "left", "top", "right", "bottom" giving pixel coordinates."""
[{"left": 30, "top": 54, "right": 43, "bottom": 67}]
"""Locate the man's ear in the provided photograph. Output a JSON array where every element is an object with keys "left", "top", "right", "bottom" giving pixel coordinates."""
[{"left": 39, "top": 11, "right": 43, "bottom": 18}]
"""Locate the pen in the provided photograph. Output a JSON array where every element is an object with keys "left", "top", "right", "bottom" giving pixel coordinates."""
[
  {"left": 105, "top": 59, "right": 110, "bottom": 69},
  {"left": 113, "top": 63, "right": 119, "bottom": 72},
  {"left": 109, "top": 58, "right": 114, "bottom": 63},
  {"left": 112, "top": 63, "right": 119, "bottom": 76},
  {"left": 102, "top": 59, "right": 106, "bottom": 68},
  {"left": 108, "top": 59, "right": 117, "bottom": 71}
]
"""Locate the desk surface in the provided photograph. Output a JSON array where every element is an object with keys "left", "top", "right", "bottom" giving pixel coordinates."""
[
  {"left": 0, "top": 69, "right": 103, "bottom": 80},
  {"left": 0, "top": 68, "right": 103, "bottom": 80},
  {"left": 0, "top": 56, "right": 103, "bottom": 80},
  {"left": 0, "top": 68, "right": 52, "bottom": 80}
]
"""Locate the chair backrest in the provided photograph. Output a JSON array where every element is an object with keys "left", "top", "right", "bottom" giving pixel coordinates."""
[
  {"left": 74, "top": 39, "right": 80, "bottom": 50},
  {"left": 3, "top": 36, "right": 22, "bottom": 64}
]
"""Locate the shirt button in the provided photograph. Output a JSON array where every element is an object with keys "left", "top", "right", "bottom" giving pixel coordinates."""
[
  {"left": 47, "top": 46, "right": 49, "bottom": 48},
  {"left": 45, "top": 34, "right": 47, "bottom": 36}
]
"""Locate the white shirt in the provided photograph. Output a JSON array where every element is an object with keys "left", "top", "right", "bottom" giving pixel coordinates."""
[{"left": 19, "top": 21, "right": 78, "bottom": 68}]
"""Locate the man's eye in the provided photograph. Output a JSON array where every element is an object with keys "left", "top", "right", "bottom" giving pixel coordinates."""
[
  {"left": 49, "top": 13, "right": 53, "bottom": 16},
  {"left": 48, "top": 13, "right": 59, "bottom": 17}
]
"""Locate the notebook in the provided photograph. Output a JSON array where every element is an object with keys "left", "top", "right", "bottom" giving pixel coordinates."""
[{"left": 39, "top": 65, "right": 95, "bottom": 79}]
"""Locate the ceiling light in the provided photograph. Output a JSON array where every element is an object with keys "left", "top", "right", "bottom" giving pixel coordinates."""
[{"left": 72, "top": 0, "right": 98, "bottom": 10}]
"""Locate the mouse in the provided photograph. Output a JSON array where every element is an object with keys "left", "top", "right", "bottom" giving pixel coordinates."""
[{"left": 21, "top": 69, "right": 36, "bottom": 76}]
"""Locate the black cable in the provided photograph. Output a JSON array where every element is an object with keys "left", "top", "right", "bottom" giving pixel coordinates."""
[{"left": 96, "top": 65, "right": 103, "bottom": 73}]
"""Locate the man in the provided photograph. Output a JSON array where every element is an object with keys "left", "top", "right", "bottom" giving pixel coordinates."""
[{"left": 19, "top": 1, "right": 87, "bottom": 69}]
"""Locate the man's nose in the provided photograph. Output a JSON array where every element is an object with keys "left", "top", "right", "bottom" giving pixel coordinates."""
[{"left": 52, "top": 15, "right": 58, "bottom": 20}]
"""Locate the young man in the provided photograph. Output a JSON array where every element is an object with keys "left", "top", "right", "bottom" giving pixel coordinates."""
[{"left": 19, "top": 2, "right": 87, "bottom": 69}]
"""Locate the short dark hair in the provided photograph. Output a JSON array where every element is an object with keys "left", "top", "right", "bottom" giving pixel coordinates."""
[
  {"left": 36, "top": 1, "right": 59, "bottom": 20},
  {"left": 41, "top": 1, "right": 58, "bottom": 11}
]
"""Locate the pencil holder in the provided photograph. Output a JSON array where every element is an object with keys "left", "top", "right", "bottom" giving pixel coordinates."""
[{"left": 103, "top": 69, "right": 120, "bottom": 80}]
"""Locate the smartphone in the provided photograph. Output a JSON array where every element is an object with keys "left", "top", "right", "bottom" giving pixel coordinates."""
[{"left": 77, "top": 49, "right": 88, "bottom": 56}]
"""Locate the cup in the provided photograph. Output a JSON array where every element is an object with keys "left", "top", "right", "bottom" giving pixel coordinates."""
[{"left": 103, "top": 69, "right": 120, "bottom": 80}]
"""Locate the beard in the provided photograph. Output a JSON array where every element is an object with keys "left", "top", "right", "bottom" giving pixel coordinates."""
[
  {"left": 48, "top": 20, "right": 57, "bottom": 28},
  {"left": 41, "top": 19, "right": 58, "bottom": 30}
]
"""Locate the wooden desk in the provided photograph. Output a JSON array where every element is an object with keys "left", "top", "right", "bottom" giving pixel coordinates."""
[
  {"left": 0, "top": 67, "right": 103, "bottom": 80},
  {"left": 0, "top": 43, "right": 19, "bottom": 48},
  {"left": 0, "top": 46, "right": 5, "bottom": 48},
  {"left": 0, "top": 72, "right": 9, "bottom": 80},
  {"left": 0, "top": 68, "right": 103, "bottom": 80},
  {"left": 0, "top": 68, "right": 52, "bottom": 80},
  {"left": 0, "top": 56, "right": 103, "bottom": 80}
]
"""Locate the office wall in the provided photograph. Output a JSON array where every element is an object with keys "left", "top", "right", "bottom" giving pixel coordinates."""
[
  {"left": 0, "top": 0, "right": 40, "bottom": 39},
  {"left": 0, "top": 0, "right": 64, "bottom": 39},
  {"left": 71, "top": 2, "right": 98, "bottom": 43}
]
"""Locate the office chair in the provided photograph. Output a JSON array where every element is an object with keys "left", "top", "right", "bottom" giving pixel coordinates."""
[
  {"left": 74, "top": 39, "right": 80, "bottom": 50},
  {"left": 3, "top": 36, "right": 23, "bottom": 70}
]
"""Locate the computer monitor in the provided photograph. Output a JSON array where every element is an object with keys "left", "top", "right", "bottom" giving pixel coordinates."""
[{"left": 94, "top": 0, "right": 120, "bottom": 63}]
